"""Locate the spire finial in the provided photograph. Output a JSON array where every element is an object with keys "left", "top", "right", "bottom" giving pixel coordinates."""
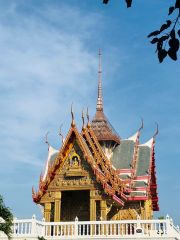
[
  {"left": 71, "top": 102, "right": 76, "bottom": 128},
  {"left": 87, "top": 106, "right": 91, "bottom": 128},
  {"left": 46, "top": 132, "right": 50, "bottom": 147},
  {"left": 96, "top": 49, "right": 103, "bottom": 111},
  {"left": 153, "top": 122, "right": 158, "bottom": 143},
  {"left": 82, "top": 108, "right": 86, "bottom": 131}
]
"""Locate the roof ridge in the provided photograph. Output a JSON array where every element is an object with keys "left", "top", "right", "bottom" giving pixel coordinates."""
[{"left": 81, "top": 128, "right": 126, "bottom": 204}]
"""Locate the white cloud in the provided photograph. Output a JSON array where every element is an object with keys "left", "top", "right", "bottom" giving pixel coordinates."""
[{"left": 0, "top": 2, "right": 106, "bottom": 168}]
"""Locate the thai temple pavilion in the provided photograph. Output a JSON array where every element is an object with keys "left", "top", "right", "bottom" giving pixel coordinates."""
[{"left": 32, "top": 50, "right": 159, "bottom": 223}]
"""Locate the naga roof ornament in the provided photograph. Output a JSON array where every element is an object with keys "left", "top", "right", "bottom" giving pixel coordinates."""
[
  {"left": 82, "top": 108, "right": 86, "bottom": 132},
  {"left": 153, "top": 122, "right": 158, "bottom": 143},
  {"left": 137, "top": 117, "right": 143, "bottom": 138},
  {"left": 87, "top": 106, "right": 91, "bottom": 129},
  {"left": 59, "top": 124, "right": 65, "bottom": 143},
  {"left": 71, "top": 102, "right": 76, "bottom": 128},
  {"left": 46, "top": 132, "right": 50, "bottom": 147}
]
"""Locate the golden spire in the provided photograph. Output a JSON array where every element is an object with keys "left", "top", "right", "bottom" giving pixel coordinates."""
[
  {"left": 82, "top": 108, "right": 86, "bottom": 131},
  {"left": 153, "top": 122, "right": 158, "bottom": 143},
  {"left": 87, "top": 106, "right": 91, "bottom": 128},
  {"left": 96, "top": 49, "right": 103, "bottom": 111},
  {"left": 71, "top": 102, "right": 76, "bottom": 128},
  {"left": 46, "top": 132, "right": 50, "bottom": 147}
]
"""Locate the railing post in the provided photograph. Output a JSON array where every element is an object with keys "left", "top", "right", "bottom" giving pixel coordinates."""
[
  {"left": 13, "top": 217, "right": 17, "bottom": 234},
  {"left": 31, "top": 214, "right": 36, "bottom": 236},
  {"left": 137, "top": 215, "right": 140, "bottom": 228},
  {"left": 75, "top": 216, "right": 78, "bottom": 237},
  {"left": 165, "top": 214, "right": 170, "bottom": 235},
  {"left": 42, "top": 218, "right": 45, "bottom": 237}
]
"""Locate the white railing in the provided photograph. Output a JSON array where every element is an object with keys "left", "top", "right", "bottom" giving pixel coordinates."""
[{"left": 0, "top": 214, "right": 180, "bottom": 239}]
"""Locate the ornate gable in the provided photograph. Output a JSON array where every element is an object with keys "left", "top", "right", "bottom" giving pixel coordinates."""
[
  {"left": 32, "top": 125, "right": 102, "bottom": 204},
  {"left": 43, "top": 140, "right": 101, "bottom": 197}
]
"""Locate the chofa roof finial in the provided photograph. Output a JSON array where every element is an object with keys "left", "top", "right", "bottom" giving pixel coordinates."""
[
  {"left": 71, "top": 102, "right": 76, "bottom": 128},
  {"left": 153, "top": 122, "right": 158, "bottom": 143},
  {"left": 137, "top": 117, "right": 143, "bottom": 138},
  {"left": 139, "top": 117, "right": 143, "bottom": 131},
  {"left": 82, "top": 108, "right": 86, "bottom": 132},
  {"left": 46, "top": 132, "right": 50, "bottom": 147},
  {"left": 59, "top": 124, "right": 65, "bottom": 143},
  {"left": 87, "top": 106, "right": 91, "bottom": 129}
]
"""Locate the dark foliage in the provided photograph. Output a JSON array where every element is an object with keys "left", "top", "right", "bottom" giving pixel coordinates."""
[
  {"left": 103, "top": 0, "right": 109, "bottom": 4},
  {"left": 125, "top": 0, "right": 132, "bottom": 8},
  {"left": 0, "top": 196, "right": 13, "bottom": 240},
  {"left": 146, "top": 0, "right": 180, "bottom": 63},
  {"left": 102, "top": 0, "right": 180, "bottom": 63}
]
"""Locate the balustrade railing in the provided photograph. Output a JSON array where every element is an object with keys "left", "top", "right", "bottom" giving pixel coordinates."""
[{"left": 0, "top": 214, "right": 180, "bottom": 239}]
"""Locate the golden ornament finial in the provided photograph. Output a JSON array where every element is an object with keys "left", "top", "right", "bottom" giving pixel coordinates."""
[
  {"left": 153, "top": 122, "right": 158, "bottom": 143},
  {"left": 59, "top": 124, "right": 65, "bottom": 143},
  {"left": 46, "top": 132, "right": 50, "bottom": 147},
  {"left": 87, "top": 106, "right": 91, "bottom": 128},
  {"left": 82, "top": 108, "right": 86, "bottom": 131},
  {"left": 99, "top": 48, "right": 101, "bottom": 55},
  {"left": 71, "top": 102, "right": 76, "bottom": 128}
]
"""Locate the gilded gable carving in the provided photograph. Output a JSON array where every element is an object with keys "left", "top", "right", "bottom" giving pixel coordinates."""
[
  {"left": 44, "top": 141, "right": 99, "bottom": 191},
  {"left": 51, "top": 176, "right": 96, "bottom": 187},
  {"left": 58, "top": 141, "right": 91, "bottom": 173}
]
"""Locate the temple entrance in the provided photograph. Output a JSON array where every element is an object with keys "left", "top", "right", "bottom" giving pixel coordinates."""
[{"left": 61, "top": 190, "right": 90, "bottom": 222}]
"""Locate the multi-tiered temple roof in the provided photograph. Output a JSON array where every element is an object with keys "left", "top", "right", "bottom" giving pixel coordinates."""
[{"left": 32, "top": 50, "right": 159, "bottom": 223}]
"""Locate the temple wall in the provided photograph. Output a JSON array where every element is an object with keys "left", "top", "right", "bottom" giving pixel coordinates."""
[{"left": 107, "top": 202, "right": 140, "bottom": 221}]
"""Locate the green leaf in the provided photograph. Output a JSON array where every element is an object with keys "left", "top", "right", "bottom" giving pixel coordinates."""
[
  {"left": 125, "top": 0, "right": 132, "bottom": 8},
  {"left": 150, "top": 38, "right": 158, "bottom": 44},
  {"left": 148, "top": 30, "right": 160, "bottom": 38},
  {"left": 168, "top": 48, "right": 177, "bottom": 61},
  {"left": 158, "top": 49, "right": 167, "bottom": 63},
  {"left": 0, "top": 195, "right": 13, "bottom": 240},
  {"left": 168, "top": 6, "right": 175, "bottom": 15},
  {"left": 178, "top": 29, "right": 180, "bottom": 38},
  {"left": 175, "top": 0, "right": 180, "bottom": 8}
]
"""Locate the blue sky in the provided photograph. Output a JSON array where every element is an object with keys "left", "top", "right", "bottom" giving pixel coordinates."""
[{"left": 0, "top": 0, "right": 180, "bottom": 225}]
